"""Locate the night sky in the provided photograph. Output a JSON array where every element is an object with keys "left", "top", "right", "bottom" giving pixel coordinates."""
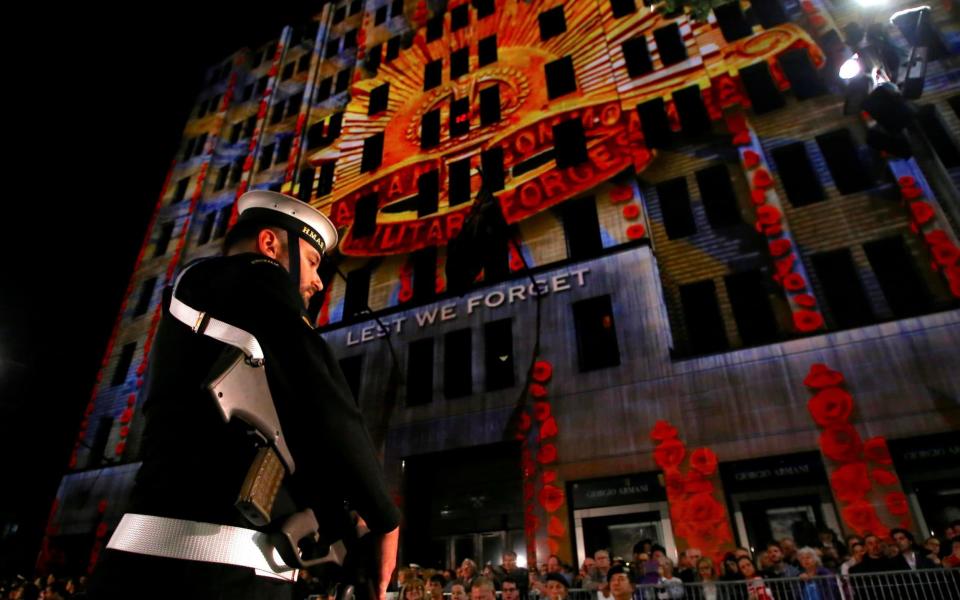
[{"left": 1, "top": 1, "right": 317, "bottom": 573}]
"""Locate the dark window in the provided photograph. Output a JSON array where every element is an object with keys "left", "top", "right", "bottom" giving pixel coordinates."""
[
  {"left": 367, "top": 43, "right": 383, "bottom": 71},
  {"left": 770, "top": 143, "right": 824, "bottom": 206},
  {"left": 193, "top": 133, "right": 208, "bottom": 156},
  {"left": 327, "top": 38, "right": 341, "bottom": 58},
  {"left": 412, "top": 246, "right": 437, "bottom": 302},
  {"left": 344, "top": 29, "right": 358, "bottom": 50},
  {"left": 478, "top": 35, "right": 498, "bottom": 67},
  {"left": 637, "top": 97, "right": 671, "bottom": 148},
  {"left": 559, "top": 196, "right": 602, "bottom": 259},
  {"left": 421, "top": 109, "right": 441, "bottom": 149},
  {"left": 407, "top": 338, "right": 435, "bottom": 406},
  {"left": 369, "top": 82, "right": 390, "bottom": 116},
  {"left": 361, "top": 132, "right": 384, "bottom": 172},
  {"left": 316, "top": 77, "right": 333, "bottom": 102},
  {"left": 949, "top": 94, "right": 960, "bottom": 119},
  {"left": 282, "top": 61, "right": 295, "bottom": 80},
  {"left": 198, "top": 211, "right": 217, "bottom": 245},
  {"left": 183, "top": 137, "right": 196, "bottom": 161},
  {"left": 679, "top": 280, "right": 729, "bottom": 354},
  {"left": 863, "top": 236, "right": 932, "bottom": 318},
  {"left": 133, "top": 277, "right": 157, "bottom": 317},
  {"left": 695, "top": 164, "right": 741, "bottom": 228},
  {"left": 339, "top": 355, "right": 364, "bottom": 402},
  {"left": 375, "top": 5, "right": 388, "bottom": 24},
  {"left": 573, "top": 295, "right": 621, "bottom": 371},
  {"left": 349, "top": 0, "right": 362, "bottom": 15},
  {"left": 335, "top": 69, "right": 351, "bottom": 93},
  {"left": 480, "top": 85, "right": 501, "bottom": 126},
  {"left": 474, "top": 0, "right": 495, "bottom": 18},
  {"left": 483, "top": 235, "right": 510, "bottom": 281},
  {"left": 417, "top": 170, "right": 440, "bottom": 216},
  {"left": 778, "top": 47, "right": 826, "bottom": 99},
  {"left": 653, "top": 23, "right": 687, "bottom": 66},
  {"left": 251, "top": 50, "right": 264, "bottom": 69},
  {"left": 622, "top": 36, "right": 653, "bottom": 78},
  {"left": 271, "top": 99, "right": 287, "bottom": 124},
  {"left": 538, "top": 6, "right": 566, "bottom": 41},
  {"left": 344, "top": 267, "right": 372, "bottom": 318},
  {"left": 231, "top": 157, "right": 245, "bottom": 185},
  {"left": 257, "top": 75, "right": 269, "bottom": 95},
  {"left": 229, "top": 121, "right": 243, "bottom": 144},
  {"left": 386, "top": 36, "right": 401, "bottom": 61},
  {"left": 424, "top": 59, "right": 442, "bottom": 90},
  {"left": 210, "top": 95, "right": 222, "bottom": 114},
  {"left": 258, "top": 143, "right": 274, "bottom": 172},
  {"left": 197, "top": 99, "right": 209, "bottom": 118},
  {"left": 449, "top": 158, "right": 471, "bottom": 206},
  {"left": 481, "top": 146, "right": 505, "bottom": 191},
  {"left": 484, "top": 319, "right": 515, "bottom": 391},
  {"left": 112, "top": 343, "right": 136, "bottom": 386},
  {"left": 450, "top": 97, "right": 470, "bottom": 137},
  {"left": 242, "top": 84, "right": 254, "bottom": 102},
  {"left": 545, "top": 56, "right": 577, "bottom": 99},
  {"left": 353, "top": 193, "right": 379, "bottom": 238},
  {"left": 214, "top": 165, "right": 230, "bottom": 191},
  {"left": 444, "top": 328, "right": 473, "bottom": 398},
  {"left": 740, "top": 61, "right": 785, "bottom": 114},
  {"left": 244, "top": 115, "right": 257, "bottom": 138},
  {"left": 286, "top": 92, "right": 303, "bottom": 118},
  {"left": 751, "top": 0, "right": 788, "bottom": 27},
  {"left": 451, "top": 3, "right": 469, "bottom": 30},
  {"left": 673, "top": 85, "right": 711, "bottom": 135},
  {"left": 329, "top": 112, "right": 344, "bottom": 139},
  {"left": 391, "top": 0, "right": 403, "bottom": 17},
  {"left": 553, "top": 118, "right": 589, "bottom": 168},
  {"left": 214, "top": 206, "right": 232, "bottom": 239},
  {"left": 173, "top": 177, "right": 190, "bottom": 204},
  {"left": 298, "top": 53, "right": 311, "bottom": 73},
  {"left": 725, "top": 269, "right": 779, "bottom": 345},
  {"left": 811, "top": 249, "right": 875, "bottom": 328},
  {"left": 276, "top": 136, "right": 293, "bottom": 164},
  {"left": 656, "top": 177, "right": 696, "bottom": 239},
  {"left": 450, "top": 47, "right": 469, "bottom": 79},
  {"left": 916, "top": 105, "right": 960, "bottom": 168},
  {"left": 815, "top": 129, "right": 873, "bottom": 194},
  {"left": 610, "top": 0, "right": 636, "bottom": 18},
  {"left": 318, "top": 161, "right": 337, "bottom": 196},
  {"left": 89, "top": 416, "right": 114, "bottom": 467},
  {"left": 333, "top": 6, "right": 347, "bottom": 23},
  {"left": 298, "top": 167, "right": 316, "bottom": 201},
  {"left": 713, "top": 1, "right": 752, "bottom": 41},
  {"left": 154, "top": 222, "right": 174, "bottom": 257},
  {"left": 427, "top": 15, "right": 444, "bottom": 41}
]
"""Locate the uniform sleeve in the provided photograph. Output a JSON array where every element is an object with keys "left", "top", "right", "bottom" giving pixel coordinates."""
[{"left": 209, "top": 257, "right": 401, "bottom": 533}]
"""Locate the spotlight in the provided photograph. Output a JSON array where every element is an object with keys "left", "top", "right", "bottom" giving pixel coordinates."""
[{"left": 840, "top": 55, "right": 863, "bottom": 80}]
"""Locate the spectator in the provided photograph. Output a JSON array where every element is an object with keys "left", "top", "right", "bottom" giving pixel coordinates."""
[
  {"left": 546, "top": 555, "right": 573, "bottom": 586},
  {"left": 494, "top": 551, "right": 529, "bottom": 598},
  {"left": 923, "top": 537, "right": 942, "bottom": 567},
  {"left": 482, "top": 564, "right": 497, "bottom": 582},
  {"left": 638, "top": 546, "right": 668, "bottom": 586},
  {"left": 891, "top": 528, "right": 939, "bottom": 570},
  {"left": 734, "top": 549, "right": 752, "bottom": 562},
  {"left": 607, "top": 565, "right": 633, "bottom": 600},
  {"left": 401, "top": 579, "right": 426, "bottom": 600},
  {"left": 543, "top": 573, "right": 570, "bottom": 600},
  {"left": 578, "top": 557, "right": 596, "bottom": 587},
  {"left": 943, "top": 538, "right": 960, "bottom": 568},
  {"left": 779, "top": 539, "right": 799, "bottom": 569},
  {"left": 502, "top": 576, "right": 522, "bottom": 600},
  {"left": 761, "top": 543, "right": 801, "bottom": 579},
  {"left": 796, "top": 547, "right": 839, "bottom": 600},
  {"left": 471, "top": 577, "right": 496, "bottom": 600},
  {"left": 656, "top": 560, "right": 684, "bottom": 600},
  {"left": 720, "top": 552, "right": 744, "bottom": 582},
  {"left": 458, "top": 559, "right": 480, "bottom": 591},
  {"left": 839, "top": 542, "right": 864, "bottom": 576},
  {"left": 693, "top": 557, "right": 720, "bottom": 600},
  {"left": 737, "top": 558, "right": 774, "bottom": 600},
  {"left": 583, "top": 550, "right": 613, "bottom": 591},
  {"left": 943, "top": 521, "right": 960, "bottom": 559},
  {"left": 451, "top": 583, "right": 469, "bottom": 600},
  {"left": 850, "top": 535, "right": 894, "bottom": 574},
  {"left": 428, "top": 574, "right": 446, "bottom": 600},
  {"left": 677, "top": 550, "right": 697, "bottom": 584}
]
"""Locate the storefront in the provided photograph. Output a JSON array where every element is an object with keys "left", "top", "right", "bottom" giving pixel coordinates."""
[{"left": 889, "top": 432, "right": 960, "bottom": 539}]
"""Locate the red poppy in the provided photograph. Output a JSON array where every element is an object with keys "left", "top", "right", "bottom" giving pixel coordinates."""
[
  {"left": 793, "top": 309, "right": 823, "bottom": 332},
  {"left": 872, "top": 468, "right": 898, "bottom": 487},
  {"left": 530, "top": 383, "right": 548, "bottom": 399},
  {"left": 115, "top": 441, "right": 126, "bottom": 456},
  {"left": 756, "top": 204, "right": 781, "bottom": 225},
  {"left": 524, "top": 512, "right": 540, "bottom": 533},
  {"left": 901, "top": 185, "right": 923, "bottom": 200},
  {"left": 651, "top": 420, "right": 678, "bottom": 442},
  {"left": 534, "top": 401, "right": 551, "bottom": 421},
  {"left": 539, "top": 416, "right": 559, "bottom": 441},
  {"left": 119, "top": 408, "right": 133, "bottom": 424},
  {"left": 809, "top": 14, "right": 826, "bottom": 28},
  {"left": 910, "top": 201, "right": 935, "bottom": 225},
  {"left": 690, "top": 448, "right": 719, "bottom": 476},
  {"left": 524, "top": 482, "right": 535, "bottom": 501},
  {"left": 925, "top": 229, "right": 949, "bottom": 246},
  {"left": 680, "top": 493, "right": 725, "bottom": 523},
  {"left": 808, "top": 387, "right": 853, "bottom": 426},
  {"left": 763, "top": 224, "right": 783, "bottom": 237},
  {"left": 742, "top": 150, "right": 761, "bottom": 169},
  {"left": 841, "top": 500, "right": 883, "bottom": 534},
  {"left": 752, "top": 169, "right": 774, "bottom": 189},
  {"left": 782, "top": 273, "right": 807, "bottom": 292},
  {"left": 398, "top": 287, "right": 413, "bottom": 302},
  {"left": 769, "top": 239, "right": 792, "bottom": 257},
  {"left": 532, "top": 360, "right": 553, "bottom": 383},
  {"left": 820, "top": 424, "right": 863, "bottom": 463},
  {"left": 547, "top": 538, "right": 560, "bottom": 556},
  {"left": 127, "top": 394, "right": 136, "bottom": 407},
  {"left": 610, "top": 186, "right": 634, "bottom": 204},
  {"left": 732, "top": 131, "right": 751, "bottom": 146},
  {"left": 542, "top": 470, "right": 557, "bottom": 484},
  {"left": 623, "top": 204, "right": 640, "bottom": 220},
  {"left": 931, "top": 242, "right": 960, "bottom": 267},
  {"left": 863, "top": 437, "right": 893, "bottom": 465},
  {"left": 898, "top": 175, "right": 915, "bottom": 188},
  {"left": 96, "top": 523, "right": 109, "bottom": 539},
  {"left": 537, "top": 443, "right": 558, "bottom": 464},
  {"left": 626, "top": 224, "right": 646, "bottom": 240},
  {"left": 830, "top": 462, "right": 871, "bottom": 503},
  {"left": 886, "top": 491, "right": 910, "bottom": 516},
  {"left": 517, "top": 412, "right": 532, "bottom": 433},
  {"left": 794, "top": 294, "right": 817, "bottom": 308},
  {"left": 539, "top": 484, "right": 565, "bottom": 513},
  {"left": 548, "top": 516, "right": 566, "bottom": 537},
  {"left": 804, "top": 364, "right": 845, "bottom": 388},
  {"left": 684, "top": 470, "right": 715, "bottom": 495},
  {"left": 654, "top": 439, "right": 686, "bottom": 470},
  {"left": 98, "top": 500, "right": 108, "bottom": 514},
  {"left": 751, "top": 189, "right": 768, "bottom": 206},
  {"left": 665, "top": 471, "right": 685, "bottom": 497},
  {"left": 119, "top": 426, "right": 130, "bottom": 438}
]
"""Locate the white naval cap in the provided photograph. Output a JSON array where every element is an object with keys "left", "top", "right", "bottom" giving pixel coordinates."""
[{"left": 237, "top": 190, "right": 339, "bottom": 255}]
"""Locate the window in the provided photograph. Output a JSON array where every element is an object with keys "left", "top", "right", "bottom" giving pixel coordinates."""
[
  {"left": 407, "top": 338, "right": 435, "bottom": 406},
  {"left": 417, "top": 170, "right": 440, "bottom": 216},
  {"left": 450, "top": 47, "right": 469, "bottom": 79},
  {"left": 478, "top": 35, "right": 497, "bottom": 67},
  {"left": 391, "top": 0, "right": 403, "bottom": 17},
  {"left": 89, "top": 416, "right": 114, "bottom": 467},
  {"left": 183, "top": 138, "right": 196, "bottom": 161},
  {"left": 242, "top": 84, "right": 254, "bottom": 102},
  {"left": 622, "top": 36, "right": 653, "bottom": 78},
  {"left": 335, "top": 69, "right": 351, "bottom": 94},
  {"left": 339, "top": 355, "right": 364, "bottom": 402},
  {"left": 451, "top": 3, "right": 469, "bottom": 30},
  {"left": 713, "top": 1, "right": 752, "bottom": 41},
  {"left": 474, "top": 0, "right": 495, "bottom": 18},
  {"left": 559, "top": 196, "right": 602, "bottom": 259},
  {"left": 375, "top": 5, "right": 388, "bottom": 24},
  {"left": 298, "top": 53, "right": 311, "bottom": 73},
  {"left": 198, "top": 211, "right": 217, "bottom": 245},
  {"left": 449, "top": 158, "right": 471, "bottom": 206},
  {"left": 424, "top": 59, "right": 442, "bottom": 90},
  {"left": 421, "top": 108, "right": 441, "bottom": 149},
  {"left": 282, "top": 61, "right": 295, "bottom": 80},
  {"left": 778, "top": 47, "right": 825, "bottom": 99},
  {"left": 444, "top": 328, "right": 473, "bottom": 398},
  {"left": 361, "top": 132, "right": 385, "bottom": 172},
  {"left": 173, "top": 177, "right": 190, "bottom": 204},
  {"left": 344, "top": 29, "right": 358, "bottom": 50},
  {"left": 214, "top": 165, "right": 230, "bottom": 191},
  {"left": 197, "top": 99, "right": 209, "bottom": 119},
  {"left": 214, "top": 206, "right": 232, "bottom": 240},
  {"left": 863, "top": 237, "right": 932, "bottom": 318},
  {"left": 133, "top": 277, "right": 157, "bottom": 317},
  {"left": 209, "top": 95, "right": 222, "bottom": 114},
  {"left": 412, "top": 246, "right": 437, "bottom": 302},
  {"left": 386, "top": 36, "right": 401, "bottom": 61},
  {"left": 271, "top": 99, "right": 287, "bottom": 124},
  {"left": 230, "top": 156, "right": 245, "bottom": 185},
  {"left": 229, "top": 121, "right": 243, "bottom": 144},
  {"left": 637, "top": 97, "right": 671, "bottom": 148},
  {"left": 484, "top": 319, "right": 515, "bottom": 391},
  {"left": 112, "top": 343, "right": 136, "bottom": 386},
  {"left": 367, "top": 43, "right": 383, "bottom": 71},
  {"left": 679, "top": 280, "right": 728, "bottom": 354},
  {"left": 450, "top": 97, "right": 470, "bottom": 137},
  {"left": 427, "top": 15, "right": 444, "bottom": 41},
  {"left": 545, "top": 56, "right": 577, "bottom": 100},
  {"left": 811, "top": 249, "right": 875, "bottom": 328},
  {"left": 349, "top": 0, "right": 362, "bottom": 15},
  {"left": 480, "top": 146, "right": 505, "bottom": 191},
  {"left": 194, "top": 133, "right": 208, "bottom": 157},
  {"left": 353, "top": 193, "right": 379, "bottom": 238},
  {"left": 573, "top": 295, "right": 621, "bottom": 371},
  {"left": 251, "top": 50, "right": 264, "bottom": 69},
  {"left": 318, "top": 161, "right": 336, "bottom": 196},
  {"left": 257, "top": 75, "right": 269, "bottom": 95},
  {"left": 695, "top": 164, "right": 741, "bottom": 228},
  {"left": 369, "top": 83, "right": 390, "bottom": 116},
  {"left": 656, "top": 177, "right": 696, "bottom": 239},
  {"left": 298, "top": 167, "right": 316, "bottom": 201},
  {"left": 258, "top": 143, "right": 275, "bottom": 172},
  {"left": 538, "top": 6, "right": 566, "bottom": 41},
  {"left": 328, "top": 112, "right": 344, "bottom": 139},
  {"left": 333, "top": 6, "right": 347, "bottom": 23},
  {"left": 276, "top": 136, "right": 293, "bottom": 164},
  {"left": 739, "top": 61, "right": 785, "bottom": 114},
  {"left": 653, "top": 23, "right": 687, "bottom": 66},
  {"left": 244, "top": 115, "right": 257, "bottom": 138},
  {"left": 770, "top": 143, "right": 824, "bottom": 206},
  {"left": 286, "top": 92, "right": 303, "bottom": 119},
  {"left": 316, "top": 77, "right": 333, "bottom": 102},
  {"left": 916, "top": 105, "right": 960, "bottom": 168},
  {"left": 751, "top": 0, "right": 788, "bottom": 27},
  {"left": 327, "top": 38, "right": 341, "bottom": 58},
  {"left": 344, "top": 267, "right": 372, "bottom": 318},
  {"left": 480, "top": 85, "right": 501, "bottom": 126},
  {"left": 610, "top": 0, "right": 636, "bottom": 18},
  {"left": 673, "top": 85, "right": 711, "bottom": 135},
  {"left": 725, "top": 269, "right": 779, "bottom": 345},
  {"left": 815, "top": 129, "right": 873, "bottom": 194},
  {"left": 553, "top": 118, "right": 589, "bottom": 168}
]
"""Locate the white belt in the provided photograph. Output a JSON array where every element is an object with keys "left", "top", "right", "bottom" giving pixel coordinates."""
[
  {"left": 106, "top": 513, "right": 298, "bottom": 582},
  {"left": 169, "top": 296, "right": 264, "bottom": 362}
]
